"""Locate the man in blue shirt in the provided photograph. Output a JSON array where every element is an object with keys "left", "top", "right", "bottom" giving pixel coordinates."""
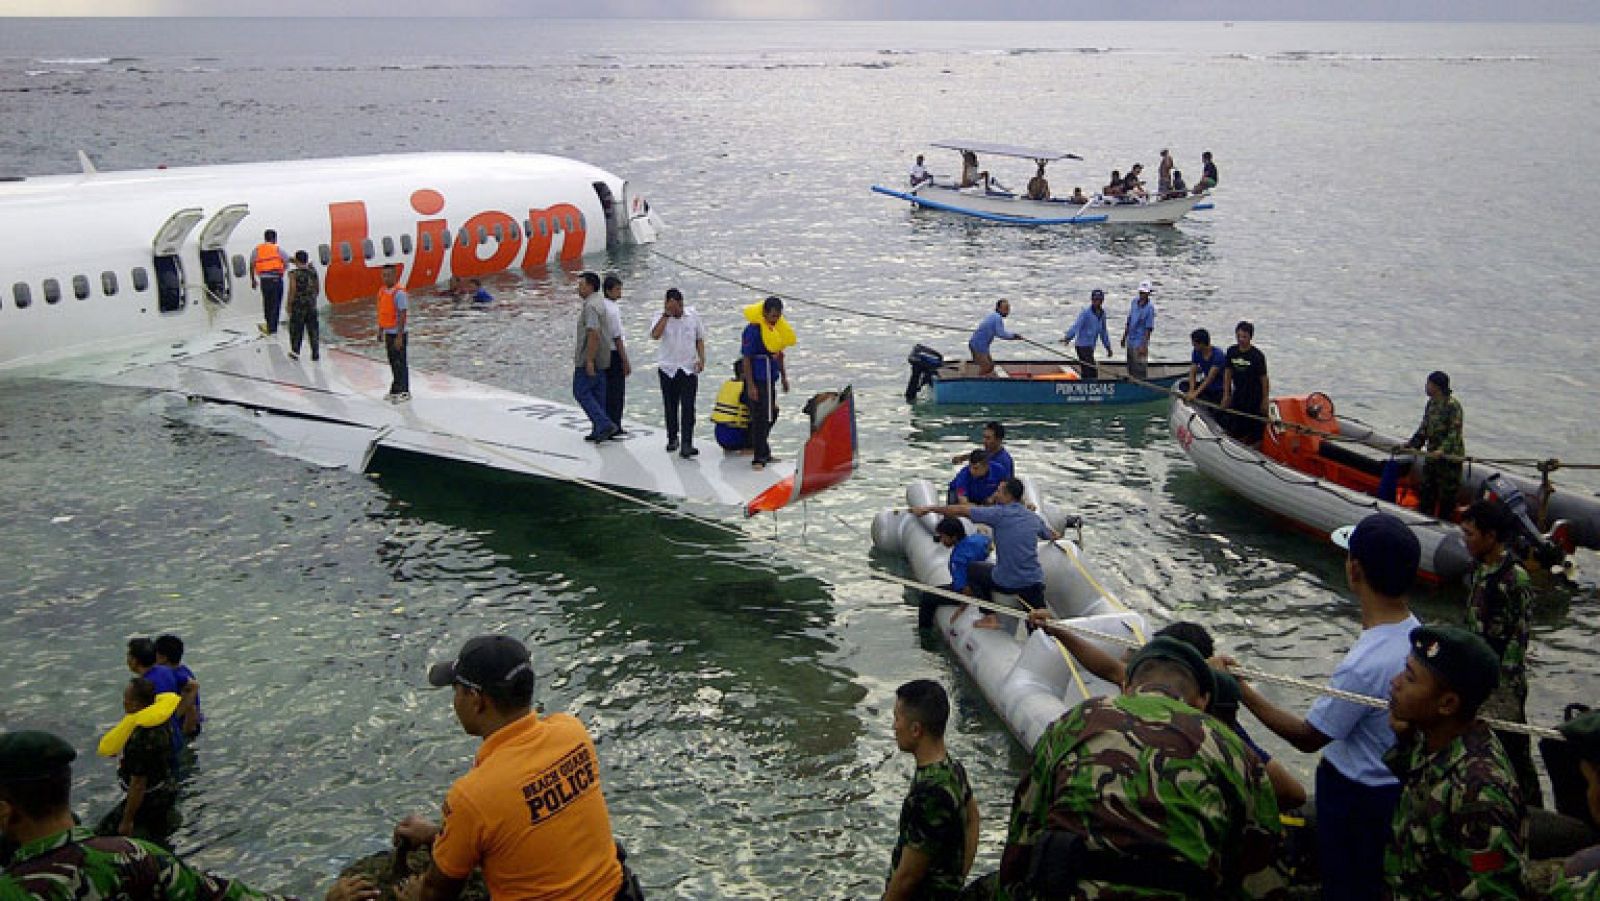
[
  {"left": 741, "top": 296, "right": 789, "bottom": 470},
  {"left": 1185, "top": 327, "right": 1227, "bottom": 406},
  {"left": 918, "top": 517, "right": 995, "bottom": 629},
  {"left": 968, "top": 299, "right": 1022, "bottom": 377},
  {"left": 1226, "top": 513, "right": 1422, "bottom": 901},
  {"left": 949, "top": 421, "right": 1014, "bottom": 482},
  {"left": 124, "top": 638, "right": 188, "bottom": 772},
  {"left": 947, "top": 450, "right": 1002, "bottom": 505},
  {"left": 1120, "top": 281, "right": 1156, "bottom": 381},
  {"left": 468, "top": 279, "right": 493, "bottom": 303},
  {"left": 1063, "top": 289, "right": 1112, "bottom": 379},
  {"left": 910, "top": 478, "right": 1059, "bottom": 625}
]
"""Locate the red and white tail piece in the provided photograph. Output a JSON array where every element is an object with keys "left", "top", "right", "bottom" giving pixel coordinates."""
[{"left": 745, "top": 386, "right": 858, "bottom": 517}]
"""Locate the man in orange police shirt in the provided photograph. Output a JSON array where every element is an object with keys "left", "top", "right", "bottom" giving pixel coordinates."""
[{"left": 393, "top": 635, "right": 639, "bottom": 900}]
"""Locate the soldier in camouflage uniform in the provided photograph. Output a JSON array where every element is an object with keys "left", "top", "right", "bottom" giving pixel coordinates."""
[
  {"left": 998, "top": 637, "right": 1285, "bottom": 900},
  {"left": 94, "top": 677, "right": 181, "bottom": 846},
  {"left": 0, "top": 730, "right": 376, "bottom": 901},
  {"left": 1406, "top": 371, "right": 1465, "bottom": 519},
  {"left": 1537, "top": 712, "right": 1600, "bottom": 900},
  {"left": 885, "top": 679, "right": 978, "bottom": 901},
  {"left": 1383, "top": 624, "right": 1527, "bottom": 899},
  {"left": 1460, "top": 499, "right": 1542, "bottom": 807}
]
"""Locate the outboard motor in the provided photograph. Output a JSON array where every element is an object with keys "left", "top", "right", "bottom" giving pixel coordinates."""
[
  {"left": 1479, "top": 473, "right": 1568, "bottom": 571},
  {"left": 905, "top": 344, "right": 944, "bottom": 403}
]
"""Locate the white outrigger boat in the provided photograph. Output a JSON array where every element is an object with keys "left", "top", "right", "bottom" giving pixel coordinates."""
[
  {"left": 872, "top": 139, "right": 1212, "bottom": 227},
  {"left": 871, "top": 478, "right": 1147, "bottom": 749}
]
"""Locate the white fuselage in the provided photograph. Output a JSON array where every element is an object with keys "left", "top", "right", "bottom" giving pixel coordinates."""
[{"left": 0, "top": 152, "right": 660, "bottom": 371}]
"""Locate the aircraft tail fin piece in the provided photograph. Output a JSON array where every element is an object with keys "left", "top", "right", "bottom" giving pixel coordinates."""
[
  {"left": 745, "top": 386, "right": 858, "bottom": 517},
  {"left": 76, "top": 150, "right": 97, "bottom": 175}
]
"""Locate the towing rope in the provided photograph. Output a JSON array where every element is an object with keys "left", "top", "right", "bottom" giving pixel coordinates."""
[{"left": 647, "top": 246, "right": 1600, "bottom": 477}]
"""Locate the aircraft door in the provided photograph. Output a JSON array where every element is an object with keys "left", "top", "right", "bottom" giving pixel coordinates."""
[
  {"left": 196, "top": 204, "right": 249, "bottom": 306},
  {"left": 152, "top": 208, "right": 203, "bottom": 314},
  {"left": 591, "top": 181, "right": 622, "bottom": 249}
]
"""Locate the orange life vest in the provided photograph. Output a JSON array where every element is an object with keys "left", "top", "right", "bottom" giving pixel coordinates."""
[
  {"left": 253, "top": 242, "right": 285, "bottom": 276},
  {"left": 376, "top": 286, "right": 401, "bottom": 331}
]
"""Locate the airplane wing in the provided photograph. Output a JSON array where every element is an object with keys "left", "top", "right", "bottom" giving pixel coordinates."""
[{"left": 87, "top": 332, "right": 853, "bottom": 510}]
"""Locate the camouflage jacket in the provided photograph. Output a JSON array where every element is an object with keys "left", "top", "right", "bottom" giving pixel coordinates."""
[
  {"left": 1412, "top": 395, "right": 1465, "bottom": 457},
  {"left": 888, "top": 756, "right": 973, "bottom": 900},
  {"left": 1466, "top": 554, "right": 1533, "bottom": 697},
  {"left": 1383, "top": 721, "right": 1527, "bottom": 899},
  {"left": 1544, "top": 867, "right": 1600, "bottom": 901},
  {"left": 0, "top": 827, "right": 287, "bottom": 900},
  {"left": 286, "top": 267, "right": 319, "bottom": 307},
  {"left": 998, "top": 689, "right": 1285, "bottom": 900}
]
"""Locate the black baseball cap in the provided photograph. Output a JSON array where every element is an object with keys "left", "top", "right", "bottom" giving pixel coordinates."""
[
  {"left": 428, "top": 635, "right": 533, "bottom": 691},
  {"left": 1331, "top": 513, "right": 1421, "bottom": 597}
]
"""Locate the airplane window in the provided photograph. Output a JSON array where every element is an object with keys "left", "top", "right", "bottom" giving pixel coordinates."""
[
  {"left": 492, "top": 224, "right": 504, "bottom": 243},
  {"left": 458, "top": 229, "right": 471, "bottom": 248},
  {"left": 132, "top": 267, "right": 149, "bottom": 291},
  {"left": 421, "top": 233, "right": 433, "bottom": 253},
  {"left": 319, "top": 244, "right": 331, "bottom": 266},
  {"left": 579, "top": 214, "right": 587, "bottom": 231},
  {"left": 340, "top": 242, "right": 352, "bottom": 264},
  {"left": 523, "top": 218, "right": 533, "bottom": 236},
  {"left": 73, "top": 274, "right": 89, "bottom": 300},
  {"left": 43, "top": 279, "right": 61, "bottom": 304},
  {"left": 101, "top": 271, "right": 118, "bottom": 296},
  {"left": 232, "top": 254, "right": 247, "bottom": 278},
  {"left": 11, "top": 283, "right": 29, "bottom": 308},
  {"left": 401, "top": 234, "right": 413, "bottom": 254},
  {"left": 382, "top": 236, "right": 394, "bottom": 257},
  {"left": 550, "top": 217, "right": 560, "bottom": 235},
  {"left": 510, "top": 222, "right": 522, "bottom": 240},
  {"left": 479, "top": 225, "right": 490, "bottom": 244},
  {"left": 362, "top": 239, "right": 375, "bottom": 260},
  {"left": 440, "top": 228, "right": 452, "bottom": 247},
  {"left": 565, "top": 215, "right": 576, "bottom": 233}
]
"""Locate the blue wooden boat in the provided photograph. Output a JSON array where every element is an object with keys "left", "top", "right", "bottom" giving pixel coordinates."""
[{"left": 905, "top": 345, "right": 1186, "bottom": 405}]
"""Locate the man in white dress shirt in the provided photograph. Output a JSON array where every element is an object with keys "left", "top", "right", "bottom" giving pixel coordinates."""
[{"left": 649, "top": 288, "right": 708, "bottom": 458}]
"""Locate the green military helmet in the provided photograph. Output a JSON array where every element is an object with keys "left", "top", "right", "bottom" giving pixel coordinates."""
[
  {"left": 1126, "top": 635, "right": 1216, "bottom": 701},
  {"left": 1209, "top": 669, "right": 1242, "bottom": 720},
  {"left": 1559, "top": 711, "right": 1600, "bottom": 764},
  {"left": 0, "top": 730, "right": 76, "bottom": 782},
  {"left": 1409, "top": 624, "right": 1500, "bottom": 712}
]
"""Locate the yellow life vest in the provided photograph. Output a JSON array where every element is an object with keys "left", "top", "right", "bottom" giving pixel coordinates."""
[
  {"left": 743, "top": 302, "right": 797, "bottom": 354},
  {"left": 711, "top": 379, "right": 749, "bottom": 427},
  {"left": 98, "top": 692, "right": 180, "bottom": 757}
]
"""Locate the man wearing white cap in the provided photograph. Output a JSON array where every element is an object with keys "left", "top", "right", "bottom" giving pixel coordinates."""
[{"left": 1120, "top": 281, "right": 1156, "bottom": 381}]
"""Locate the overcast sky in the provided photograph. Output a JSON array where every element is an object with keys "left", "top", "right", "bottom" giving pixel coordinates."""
[{"left": 6, "top": 0, "right": 1599, "bottom": 19}]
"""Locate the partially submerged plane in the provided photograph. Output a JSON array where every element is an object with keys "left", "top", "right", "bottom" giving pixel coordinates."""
[{"left": 0, "top": 152, "right": 856, "bottom": 513}]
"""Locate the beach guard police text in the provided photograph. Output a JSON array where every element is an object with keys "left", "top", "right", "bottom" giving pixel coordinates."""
[{"left": 523, "top": 744, "right": 599, "bottom": 824}]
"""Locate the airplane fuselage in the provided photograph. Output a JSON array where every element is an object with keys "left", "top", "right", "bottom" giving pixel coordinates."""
[{"left": 0, "top": 152, "right": 659, "bottom": 371}]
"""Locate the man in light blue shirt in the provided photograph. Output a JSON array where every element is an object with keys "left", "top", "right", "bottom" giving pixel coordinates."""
[
  {"left": 1063, "top": 288, "right": 1112, "bottom": 379},
  {"left": 910, "top": 478, "right": 1059, "bottom": 626},
  {"left": 1120, "top": 280, "right": 1157, "bottom": 381},
  {"left": 968, "top": 299, "right": 1022, "bottom": 377},
  {"left": 1229, "top": 513, "right": 1422, "bottom": 901}
]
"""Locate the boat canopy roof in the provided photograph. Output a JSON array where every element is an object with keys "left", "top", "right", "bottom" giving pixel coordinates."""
[{"left": 931, "top": 139, "right": 1081, "bottom": 161}]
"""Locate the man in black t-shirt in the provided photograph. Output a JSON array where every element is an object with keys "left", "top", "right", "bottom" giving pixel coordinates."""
[
  {"left": 1194, "top": 150, "right": 1219, "bottom": 194},
  {"left": 1220, "top": 320, "right": 1269, "bottom": 446}
]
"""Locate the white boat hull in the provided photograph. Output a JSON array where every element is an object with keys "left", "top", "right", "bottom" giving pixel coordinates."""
[
  {"left": 871, "top": 479, "right": 1145, "bottom": 750},
  {"left": 876, "top": 182, "right": 1206, "bottom": 226},
  {"left": 1168, "top": 396, "right": 1474, "bottom": 579}
]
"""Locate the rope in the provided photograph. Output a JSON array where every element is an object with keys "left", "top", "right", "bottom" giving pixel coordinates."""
[{"left": 647, "top": 245, "right": 1600, "bottom": 477}]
